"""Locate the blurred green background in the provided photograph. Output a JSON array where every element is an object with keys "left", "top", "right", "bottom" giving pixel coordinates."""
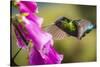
[{"left": 11, "top": 2, "right": 96, "bottom": 65}]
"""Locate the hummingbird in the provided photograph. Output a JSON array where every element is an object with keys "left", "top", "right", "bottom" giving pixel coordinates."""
[{"left": 44, "top": 16, "right": 96, "bottom": 40}]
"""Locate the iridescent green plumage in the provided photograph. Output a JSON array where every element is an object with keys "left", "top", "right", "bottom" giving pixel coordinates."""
[{"left": 61, "top": 19, "right": 76, "bottom": 32}]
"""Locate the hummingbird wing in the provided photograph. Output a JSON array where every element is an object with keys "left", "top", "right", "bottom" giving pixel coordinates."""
[{"left": 43, "top": 24, "right": 69, "bottom": 40}]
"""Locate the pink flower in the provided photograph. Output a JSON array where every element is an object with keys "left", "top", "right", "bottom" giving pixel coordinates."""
[{"left": 13, "top": 0, "right": 63, "bottom": 65}]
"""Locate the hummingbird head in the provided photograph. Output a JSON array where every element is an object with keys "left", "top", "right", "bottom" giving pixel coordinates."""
[{"left": 85, "top": 22, "right": 96, "bottom": 33}]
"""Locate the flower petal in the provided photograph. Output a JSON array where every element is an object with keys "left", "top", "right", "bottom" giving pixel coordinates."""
[
  {"left": 29, "top": 47, "right": 45, "bottom": 65},
  {"left": 29, "top": 42, "right": 63, "bottom": 64},
  {"left": 41, "top": 43, "right": 63, "bottom": 64},
  {"left": 26, "top": 14, "right": 43, "bottom": 28},
  {"left": 45, "top": 45, "right": 63, "bottom": 64},
  {"left": 22, "top": 16, "right": 52, "bottom": 50},
  {"left": 17, "top": 1, "right": 38, "bottom": 13}
]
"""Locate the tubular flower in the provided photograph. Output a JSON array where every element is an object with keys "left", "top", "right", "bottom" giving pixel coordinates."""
[{"left": 13, "top": 0, "right": 63, "bottom": 65}]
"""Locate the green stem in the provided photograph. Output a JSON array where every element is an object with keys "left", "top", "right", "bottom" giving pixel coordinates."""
[{"left": 12, "top": 48, "right": 22, "bottom": 60}]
